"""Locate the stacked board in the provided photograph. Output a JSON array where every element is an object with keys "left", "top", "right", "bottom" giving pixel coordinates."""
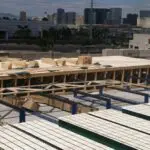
[
  {"left": 0, "top": 119, "right": 112, "bottom": 150},
  {"left": 59, "top": 111, "right": 150, "bottom": 150},
  {"left": 122, "top": 103, "right": 150, "bottom": 120}
]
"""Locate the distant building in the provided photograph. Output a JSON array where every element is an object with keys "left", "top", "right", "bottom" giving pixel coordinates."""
[
  {"left": 107, "top": 8, "right": 122, "bottom": 25},
  {"left": 129, "top": 33, "right": 150, "bottom": 50},
  {"left": 138, "top": 10, "right": 150, "bottom": 28},
  {"left": 57, "top": 8, "right": 65, "bottom": 24},
  {"left": 65, "top": 12, "right": 76, "bottom": 24},
  {"left": 47, "top": 14, "right": 52, "bottom": 22},
  {"left": 19, "top": 11, "right": 27, "bottom": 21},
  {"left": 0, "top": 13, "right": 17, "bottom": 20},
  {"left": 76, "top": 15, "right": 84, "bottom": 25},
  {"left": 123, "top": 14, "right": 138, "bottom": 26},
  {"left": 0, "top": 19, "right": 53, "bottom": 38},
  {"left": 84, "top": 8, "right": 109, "bottom": 24},
  {"left": 52, "top": 13, "right": 57, "bottom": 25},
  {"left": 140, "top": 10, "right": 150, "bottom": 18}
]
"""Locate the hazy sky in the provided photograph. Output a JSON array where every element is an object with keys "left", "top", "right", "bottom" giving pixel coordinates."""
[{"left": 0, "top": 0, "right": 150, "bottom": 17}]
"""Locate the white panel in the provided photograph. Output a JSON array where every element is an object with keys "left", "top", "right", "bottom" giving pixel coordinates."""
[{"left": 60, "top": 113, "right": 150, "bottom": 149}]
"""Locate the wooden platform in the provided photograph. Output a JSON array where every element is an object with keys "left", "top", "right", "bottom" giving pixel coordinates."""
[{"left": 0, "top": 56, "right": 149, "bottom": 94}]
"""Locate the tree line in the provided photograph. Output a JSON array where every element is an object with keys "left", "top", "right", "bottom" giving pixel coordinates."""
[{"left": 1, "top": 25, "right": 131, "bottom": 51}]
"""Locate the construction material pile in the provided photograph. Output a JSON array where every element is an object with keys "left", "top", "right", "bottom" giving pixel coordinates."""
[{"left": 0, "top": 56, "right": 93, "bottom": 70}]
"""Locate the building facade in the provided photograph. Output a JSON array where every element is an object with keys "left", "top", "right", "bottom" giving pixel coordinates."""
[
  {"left": 138, "top": 10, "right": 150, "bottom": 28},
  {"left": 65, "top": 12, "right": 76, "bottom": 24},
  {"left": 76, "top": 15, "right": 84, "bottom": 25},
  {"left": 107, "top": 8, "right": 122, "bottom": 25},
  {"left": 129, "top": 33, "right": 150, "bottom": 50},
  {"left": 84, "top": 8, "right": 109, "bottom": 24},
  {"left": 123, "top": 14, "right": 138, "bottom": 26},
  {"left": 19, "top": 11, "right": 27, "bottom": 21},
  {"left": 140, "top": 10, "right": 150, "bottom": 18},
  {"left": 57, "top": 8, "right": 65, "bottom": 24}
]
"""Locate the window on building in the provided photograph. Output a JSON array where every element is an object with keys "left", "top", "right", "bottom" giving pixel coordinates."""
[
  {"left": 134, "top": 46, "right": 139, "bottom": 49},
  {"left": 130, "top": 45, "right": 133, "bottom": 48}
]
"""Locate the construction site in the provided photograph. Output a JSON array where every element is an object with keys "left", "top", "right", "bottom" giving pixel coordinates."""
[{"left": 0, "top": 55, "right": 150, "bottom": 149}]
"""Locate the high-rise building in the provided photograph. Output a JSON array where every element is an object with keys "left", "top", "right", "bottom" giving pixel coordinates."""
[
  {"left": 57, "top": 8, "right": 65, "bottom": 24},
  {"left": 138, "top": 10, "right": 150, "bottom": 28},
  {"left": 65, "top": 12, "right": 76, "bottom": 24},
  {"left": 107, "top": 8, "right": 122, "bottom": 25},
  {"left": 123, "top": 14, "right": 138, "bottom": 26},
  {"left": 52, "top": 13, "right": 57, "bottom": 25},
  {"left": 84, "top": 8, "right": 109, "bottom": 24},
  {"left": 140, "top": 10, "right": 150, "bottom": 18},
  {"left": 19, "top": 11, "right": 27, "bottom": 21}
]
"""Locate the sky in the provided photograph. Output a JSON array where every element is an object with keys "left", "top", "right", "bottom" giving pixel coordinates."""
[{"left": 0, "top": 0, "right": 150, "bottom": 17}]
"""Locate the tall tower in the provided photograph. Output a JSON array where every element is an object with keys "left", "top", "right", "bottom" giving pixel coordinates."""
[
  {"left": 89, "top": 0, "right": 93, "bottom": 41},
  {"left": 19, "top": 11, "right": 27, "bottom": 21},
  {"left": 57, "top": 8, "right": 65, "bottom": 24}
]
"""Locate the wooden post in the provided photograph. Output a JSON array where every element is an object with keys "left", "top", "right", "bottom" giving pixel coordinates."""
[
  {"left": 27, "top": 78, "right": 31, "bottom": 96},
  {"left": 1, "top": 80, "right": 3, "bottom": 98},
  {"left": 40, "top": 76, "right": 43, "bottom": 84},
  {"left": 104, "top": 71, "right": 107, "bottom": 80},
  {"left": 52, "top": 76, "right": 55, "bottom": 94},
  {"left": 137, "top": 69, "right": 141, "bottom": 84},
  {"left": 94, "top": 72, "right": 97, "bottom": 90},
  {"left": 14, "top": 78, "right": 17, "bottom": 87},
  {"left": 84, "top": 72, "right": 87, "bottom": 91},
  {"left": 129, "top": 70, "right": 133, "bottom": 85},
  {"left": 94, "top": 72, "right": 97, "bottom": 81},
  {"left": 113, "top": 71, "right": 116, "bottom": 85},
  {"left": 121, "top": 70, "right": 125, "bottom": 86},
  {"left": 63, "top": 75, "right": 67, "bottom": 94}
]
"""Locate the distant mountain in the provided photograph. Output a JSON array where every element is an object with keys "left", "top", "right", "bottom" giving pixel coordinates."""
[{"left": 0, "top": 13, "right": 18, "bottom": 19}]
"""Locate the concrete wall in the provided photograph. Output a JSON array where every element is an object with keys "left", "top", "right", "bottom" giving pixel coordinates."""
[{"left": 102, "top": 48, "right": 150, "bottom": 58}]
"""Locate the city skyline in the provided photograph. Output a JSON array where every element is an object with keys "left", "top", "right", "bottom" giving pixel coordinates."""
[{"left": 1, "top": 0, "right": 150, "bottom": 17}]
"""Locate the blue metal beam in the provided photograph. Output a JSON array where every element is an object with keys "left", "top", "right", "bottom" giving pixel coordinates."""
[
  {"left": 107, "top": 86, "right": 149, "bottom": 103},
  {"left": 73, "top": 89, "right": 111, "bottom": 109},
  {"left": 102, "top": 93, "right": 142, "bottom": 105}
]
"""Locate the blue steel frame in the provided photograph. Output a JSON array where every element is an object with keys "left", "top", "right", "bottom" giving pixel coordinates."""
[
  {"left": 73, "top": 89, "right": 112, "bottom": 109},
  {"left": 106, "top": 86, "right": 149, "bottom": 104}
]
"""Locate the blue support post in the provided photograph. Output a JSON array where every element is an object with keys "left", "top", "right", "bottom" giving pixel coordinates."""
[
  {"left": 144, "top": 95, "right": 149, "bottom": 103},
  {"left": 145, "top": 75, "right": 148, "bottom": 86},
  {"left": 19, "top": 109, "right": 26, "bottom": 123},
  {"left": 106, "top": 99, "right": 111, "bottom": 109},
  {"left": 99, "top": 86, "right": 104, "bottom": 95},
  {"left": 72, "top": 103, "right": 77, "bottom": 115},
  {"left": 73, "top": 89, "right": 77, "bottom": 97}
]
